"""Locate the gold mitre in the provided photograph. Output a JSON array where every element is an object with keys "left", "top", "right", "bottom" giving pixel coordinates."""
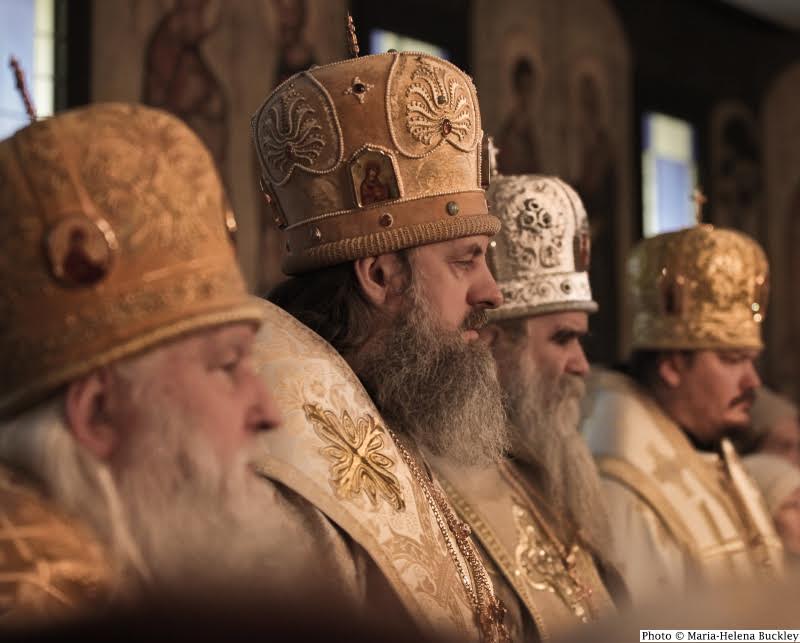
[
  {"left": 486, "top": 174, "right": 597, "bottom": 321},
  {"left": 251, "top": 50, "right": 499, "bottom": 275},
  {"left": 0, "top": 103, "right": 262, "bottom": 417},
  {"left": 627, "top": 224, "right": 769, "bottom": 351}
]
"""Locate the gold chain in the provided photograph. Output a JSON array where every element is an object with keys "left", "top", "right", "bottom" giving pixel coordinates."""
[
  {"left": 387, "top": 428, "right": 510, "bottom": 643},
  {"left": 500, "top": 461, "right": 598, "bottom": 621}
]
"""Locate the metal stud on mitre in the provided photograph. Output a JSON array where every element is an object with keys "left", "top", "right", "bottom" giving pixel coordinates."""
[
  {"left": 446, "top": 201, "right": 460, "bottom": 216},
  {"left": 343, "top": 76, "right": 374, "bottom": 103},
  {"left": 311, "top": 226, "right": 323, "bottom": 242},
  {"left": 259, "top": 177, "right": 288, "bottom": 229},
  {"left": 379, "top": 213, "right": 394, "bottom": 228},
  {"left": 45, "top": 216, "right": 116, "bottom": 288}
]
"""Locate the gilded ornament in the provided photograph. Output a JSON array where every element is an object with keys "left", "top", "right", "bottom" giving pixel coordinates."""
[
  {"left": 487, "top": 175, "right": 597, "bottom": 321},
  {"left": 9, "top": 56, "right": 36, "bottom": 122},
  {"left": 386, "top": 426, "right": 511, "bottom": 643},
  {"left": 45, "top": 216, "right": 115, "bottom": 287},
  {"left": 406, "top": 58, "right": 472, "bottom": 147},
  {"left": 0, "top": 103, "right": 261, "bottom": 417},
  {"left": 346, "top": 13, "right": 360, "bottom": 58},
  {"left": 261, "top": 85, "right": 325, "bottom": 184},
  {"left": 628, "top": 224, "right": 769, "bottom": 350},
  {"left": 252, "top": 49, "right": 493, "bottom": 275},
  {"left": 446, "top": 201, "right": 460, "bottom": 216},
  {"left": 0, "top": 466, "right": 112, "bottom": 618},
  {"left": 343, "top": 76, "right": 374, "bottom": 104},
  {"left": 303, "top": 403, "right": 405, "bottom": 512},
  {"left": 512, "top": 504, "right": 593, "bottom": 623}
]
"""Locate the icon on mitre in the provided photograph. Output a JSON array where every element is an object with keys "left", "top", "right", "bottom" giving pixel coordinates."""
[{"left": 349, "top": 148, "right": 401, "bottom": 208}]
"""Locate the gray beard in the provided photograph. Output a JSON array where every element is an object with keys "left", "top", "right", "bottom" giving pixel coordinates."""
[
  {"left": 0, "top": 397, "right": 294, "bottom": 600},
  {"left": 353, "top": 287, "right": 509, "bottom": 467},
  {"left": 506, "top": 365, "right": 611, "bottom": 557}
]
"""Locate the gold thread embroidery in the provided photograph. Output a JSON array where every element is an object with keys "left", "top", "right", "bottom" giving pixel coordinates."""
[
  {"left": 303, "top": 404, "right": 405, "bottom": 511},
  {"left": 406, "top": 57, "right": 471, "bottom": 147},
  {"left": 387, "top": 429, "right": 510, "bottom": 643},
  {"left": 512, "top": 504, "right": 593, "bottom": 623},
  {"left": 262, "top": 85, "right": 326, "bottom": 184}
]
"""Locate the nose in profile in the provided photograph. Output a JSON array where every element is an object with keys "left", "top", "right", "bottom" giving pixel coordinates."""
[
  {"left": 470, "top": 260, "right": 504, "bottom": 310},
  {"left": 248, "top": 378, "right": 283, "bottom": 432},
  {"left": 568, "top": 346, "right": 590, "bottom": 377},
  {"left": 741, "top": 361, "right": 761, "bottom": 391}
]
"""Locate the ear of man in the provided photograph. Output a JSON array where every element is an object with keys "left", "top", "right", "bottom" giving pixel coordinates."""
[
  {"left": 353, "top": 252, "right": 411, "bottom": 313},
  {"left": 657, "top": 351, "right": 691, "bottom": 389},
  {"left": 65, "top": 369, "right": 124, "bottom": 460}
]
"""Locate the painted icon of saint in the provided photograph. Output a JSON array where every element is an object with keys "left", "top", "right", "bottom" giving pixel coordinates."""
[{"left": 360, "top": 161, "right": 389, "bottom": 205}]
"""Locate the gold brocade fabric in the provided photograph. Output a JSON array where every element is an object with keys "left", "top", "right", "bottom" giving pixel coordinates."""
[
  {"left": 0, "top": 466, "right": 111, "bottom": 628},
  {"left": 429, "top": 454, "right": 615, "bottom": 642},
  {"left": 0, "top": 103, "right": 262, "bottom": 418},
  {"left": 626, "top": 224, "right": 768, "bottom": 350},
  {"left": 582, "top": 369, "right": 784, "bottom": 596},
  {"left": 252, "top": 52, "right": 499, "bottom": 275},
  {"left": 251, "top": 299, "right": 505, "bottom": 642}
]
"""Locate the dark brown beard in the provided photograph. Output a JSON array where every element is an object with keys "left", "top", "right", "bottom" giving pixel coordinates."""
[{"left": 353, "top": 285, "right": 509, "bottom": 466}]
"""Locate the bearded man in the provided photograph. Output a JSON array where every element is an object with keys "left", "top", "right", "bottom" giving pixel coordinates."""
[
  {"left": 250, "top": 40, "right": 512, "bottom": 642},
  {"left": 581, "top": 223, "right": 784, "bottom": 602},
  {"left": 420, "top": 175, "right": 619, "bottom": 641},
  {"left": 0, "top": 103, "right": 281, "bottom": 627}
]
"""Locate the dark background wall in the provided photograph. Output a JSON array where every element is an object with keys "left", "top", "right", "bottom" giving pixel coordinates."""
[{"left": 63, "top": 0, "right": 800, "bottom": 395}]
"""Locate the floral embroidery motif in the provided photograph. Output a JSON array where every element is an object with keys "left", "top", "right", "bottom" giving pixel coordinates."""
[
  {"left": 304, "top": 403, "right": 405, "bottom": 511},
  {"left": 405, "top": 57, "right": 472, "bottom": 147},
  {"left": 510, "top": 187, "right": 567, "bottom": 270},
  {"left": 261, "top": 85, "right": 325, "bottom": 184}
]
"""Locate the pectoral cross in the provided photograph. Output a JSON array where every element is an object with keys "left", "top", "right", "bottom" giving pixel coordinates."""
[{"left": 691, "top": 187, "right": 707, "bottom": 225}]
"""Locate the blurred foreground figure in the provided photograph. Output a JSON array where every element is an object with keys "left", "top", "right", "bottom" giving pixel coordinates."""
[
  {"left": 251, "top": 37, "right": 511, "bottom": 642},
  {"left": 0, "top": 104, "right": 281, "bottom": 627},
  {"left": 582, "top": 224, "right": 783, "bottom": 600},
  {"left": 426, "top": 175, "right": 620, "bottom": 641},
  {"left": 747, "top": 387, "right": 800, "bottom": 466},
  {"left": 743, "top": 453, "right": 800, "bottom": 560},
  {"left": 554, "top": 572, "right": 800, "bottom": 643}
]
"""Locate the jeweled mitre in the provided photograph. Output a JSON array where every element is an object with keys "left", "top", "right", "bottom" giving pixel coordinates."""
[
  {"left": 486, "top": 174, "right": 597, "bottom": 321},
  {"left": 627, "top": 225, "right": 769, "bottom": 351},
  {"left": 0, "top": 104, "right": 261, "bottom": 417},
  {"left": 252, "top": 52, "right": 500, "bottom": 275}
]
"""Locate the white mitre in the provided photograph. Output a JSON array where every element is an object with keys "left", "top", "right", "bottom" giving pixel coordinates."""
[{"left": 486, "top": 174, "right": 597, "bottom": 321}]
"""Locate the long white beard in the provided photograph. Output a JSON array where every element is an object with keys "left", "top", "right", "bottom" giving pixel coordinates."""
[
  {"left": 505, "top": 365, "right": 612, "bottom": 558},
  {"left": 0, "top": 396, "right": 286, "bottom": 600}
]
